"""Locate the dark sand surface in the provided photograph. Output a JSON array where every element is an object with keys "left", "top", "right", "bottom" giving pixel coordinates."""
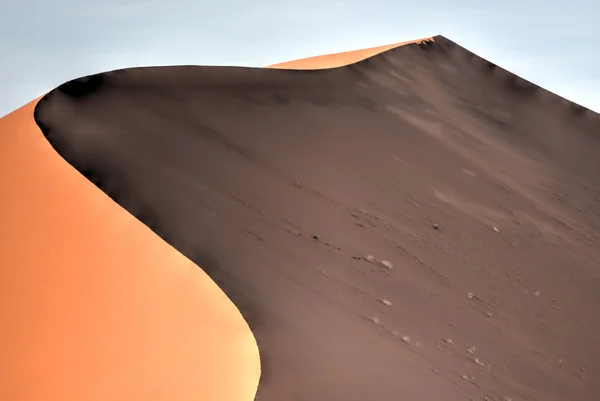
[{"left": 35, "top": 36, "right": 600, "bottom": 401}]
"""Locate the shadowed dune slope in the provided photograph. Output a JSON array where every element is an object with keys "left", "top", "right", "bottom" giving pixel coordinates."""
[
  {"left": 0, "top": 101, "right": 260, "bottom": 400},
  {"left": 34, "top": 35, "right": 600, "bottom": 401}
]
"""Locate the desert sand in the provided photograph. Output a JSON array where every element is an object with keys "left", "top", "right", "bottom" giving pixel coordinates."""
[
  {"left": 0, "top": 102, "right": 260, "bottom": 399},
  {"left": 3, "top": 35, "right": 600, "bottom": 401}
]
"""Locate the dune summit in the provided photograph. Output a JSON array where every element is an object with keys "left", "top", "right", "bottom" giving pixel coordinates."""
[
  {"left": 3, "top": 35, "right": 600, "bottom": 400},
  {"left": 268, "top": 37, "right": 434, "bottom": 69}
]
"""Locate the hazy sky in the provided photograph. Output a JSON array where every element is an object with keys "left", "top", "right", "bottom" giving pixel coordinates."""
[{"left": 1, "top": 0, "right": 598, "bottom": 116}]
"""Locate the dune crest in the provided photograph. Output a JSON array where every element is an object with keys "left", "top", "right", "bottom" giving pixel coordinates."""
[
  {"left": 268, "top": 37, "right": 434, "bottom": 69},
  {"left": 0, "top": 101, "right": 260, "bottom": 400}
]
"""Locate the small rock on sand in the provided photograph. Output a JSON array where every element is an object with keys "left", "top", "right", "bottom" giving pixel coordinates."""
[
  {"left": 381, "top": 299, "right": 392, "bottom": 306},
  {"left": 381, "top": 260, "right": 393, "bottom": 269}
]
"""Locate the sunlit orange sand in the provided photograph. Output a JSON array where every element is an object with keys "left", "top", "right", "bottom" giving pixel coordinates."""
[{"left": 0, "top": 100, "right": 260, "bottom": 400}]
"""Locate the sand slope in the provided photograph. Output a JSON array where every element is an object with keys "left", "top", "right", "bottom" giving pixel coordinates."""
[
  {"left": 0, "top": 101, "right": 260, "bottom": 399},
  {"left": 32, "top": 36, "right": 600, "bottom": 401}
]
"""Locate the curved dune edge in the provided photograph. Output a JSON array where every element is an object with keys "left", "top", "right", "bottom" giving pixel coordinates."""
[
  {"left": 0, "top": 100, "right": 260, "bottom": 400},
  {"left": 267, "top": 37, "right": 434, "bottom": 69}
]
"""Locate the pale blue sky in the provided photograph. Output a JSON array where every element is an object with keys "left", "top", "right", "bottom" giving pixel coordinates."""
[{"left": 1, "top": 0, "right": 598, "bottom": 116}]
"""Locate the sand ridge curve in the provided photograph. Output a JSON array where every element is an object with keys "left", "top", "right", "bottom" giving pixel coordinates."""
[
  {"left": 31, "top": 35, "right": 600, "bottom": 401},
  {"left": 0, "top": 100, "right": 260, "bottom": 400},
  {"left": 267, "top": 37, "right": 435, "bottom": 69}
]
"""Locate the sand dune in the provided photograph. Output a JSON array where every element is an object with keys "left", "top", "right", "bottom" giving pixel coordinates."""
[
  {"left": 2, "top": 34, "right": 600, "bottom": 401},
  {"left": 0, "top": 102, "right": 260, "bottom": 399},
  {"left": 28, "top": 35, "right": 600, "bottom": 401}
]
